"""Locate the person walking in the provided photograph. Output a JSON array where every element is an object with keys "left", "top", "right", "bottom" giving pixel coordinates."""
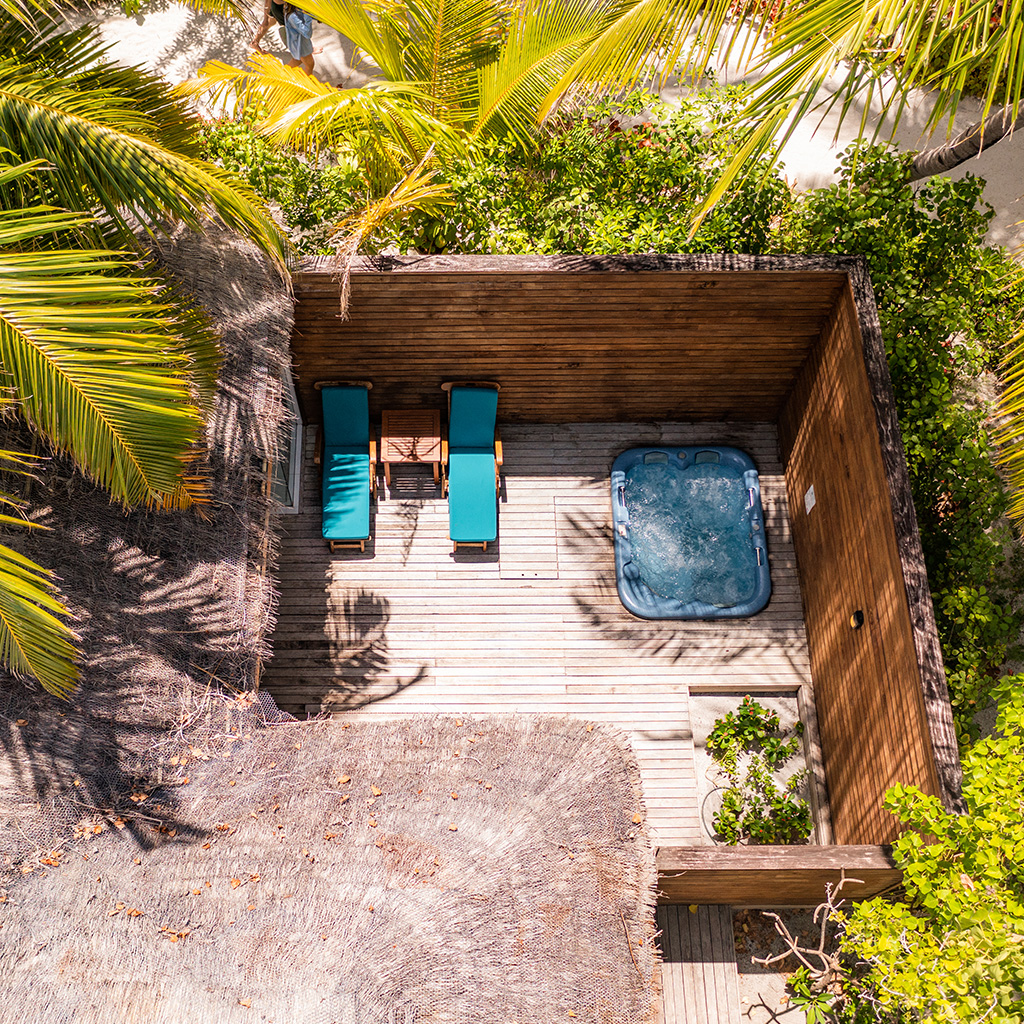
[{"left": 251, "top": 0, "right": 318, "bottom": 76}]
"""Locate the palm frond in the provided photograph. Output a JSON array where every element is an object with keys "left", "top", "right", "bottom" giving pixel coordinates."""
[
  {"left": 0, "top": 174, "right": 216, "bottom": 508},
  {"left": 0, "top": 540, "right": 78, "bottom": 698},
  {"left": 185, "top": 55, "right": 465, "bottom": 171},
  {"left": 996, "top": 322, "right": 1024, "bottom": 531},
  {"left": 332, "top": 148, "right": 451, "bottom": 311},
  {"left": 0, "top": 20, "right": 287, "bottom": 265}
]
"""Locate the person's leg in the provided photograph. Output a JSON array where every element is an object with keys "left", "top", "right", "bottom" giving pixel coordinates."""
[{"left": 300, "top": 53, "right": 314, "bottom": 74}]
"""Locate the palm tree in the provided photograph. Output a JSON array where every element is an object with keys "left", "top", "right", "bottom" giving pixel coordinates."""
[{"left": 0, "top": 9, "right": 287, "bottom": 697}]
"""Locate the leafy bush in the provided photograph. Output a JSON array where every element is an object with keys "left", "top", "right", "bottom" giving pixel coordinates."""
[
  {"left": 706, "top": 696, "right": 812, "bottom": 845},
  {"left": 792, "top": 685, "right": 1024, "bottom": 1024},
  {"left": 390, "top": 86, "right": 792, "bottom": 256},
  {"left": 197, "top": 115, "right": 365, "bottom": 255}
]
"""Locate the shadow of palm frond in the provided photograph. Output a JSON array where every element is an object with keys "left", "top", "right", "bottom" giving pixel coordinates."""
[{"left": 321, "top": 588, "right": 428, "bottom": 711}]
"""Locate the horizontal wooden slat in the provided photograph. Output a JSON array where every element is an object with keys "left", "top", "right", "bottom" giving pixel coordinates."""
[
  {"left": 657, "top": 845, "right": 902, "bottom": 905},
  {"left": 291, "top": 265, "right": 846, "bottom": 424}
]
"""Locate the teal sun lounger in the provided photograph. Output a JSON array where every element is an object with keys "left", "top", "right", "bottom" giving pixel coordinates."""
[
  {"left": 442, "top": 382, "right": 502, "bottom": 551},
  {"left": 315, "top": 381, "right": 376, "bottom": 552}
]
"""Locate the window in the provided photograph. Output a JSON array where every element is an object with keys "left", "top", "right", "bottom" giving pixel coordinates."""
[{"left": 271, "top": 363, "right": 302, "bottom": 513}]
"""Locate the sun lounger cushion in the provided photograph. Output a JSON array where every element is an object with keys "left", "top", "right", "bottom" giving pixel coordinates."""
[
  {"left": 447, "top": 450, "right": 497, "bottom": 544},
  {"left": 322, "top": 386, "right": 370, "bottom": 447},
  {"left": 322, "top": 447, "right": 370, "bottom": 542},
  {"left": 448, "top": 387, "right": 499, "bottom": 450},
  {"left": 320, "top": 383, "right": 372, "bottom": 545}
]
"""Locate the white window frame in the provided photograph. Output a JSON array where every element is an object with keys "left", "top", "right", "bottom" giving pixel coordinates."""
[{"left": 272, "top": 363, "right": 303, "bottom": 514}]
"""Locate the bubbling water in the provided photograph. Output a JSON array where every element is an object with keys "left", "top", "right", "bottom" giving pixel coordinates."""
[{"left": 624, "top": 461, "right": 758, "bottom": 607}]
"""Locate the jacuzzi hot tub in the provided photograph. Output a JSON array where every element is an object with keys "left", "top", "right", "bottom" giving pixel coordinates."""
[{"left": 611, "top": 446, "right": 771, "bottom": 619}]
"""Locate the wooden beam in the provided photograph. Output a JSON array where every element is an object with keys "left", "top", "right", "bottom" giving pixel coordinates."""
[{"left": 657, "top": 845, "right": 901, "bottom": 906}]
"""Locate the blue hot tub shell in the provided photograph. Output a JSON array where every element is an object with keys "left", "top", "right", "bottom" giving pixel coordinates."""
[{"left": 611, "top": 446, "right": 772, "bottom": 619}]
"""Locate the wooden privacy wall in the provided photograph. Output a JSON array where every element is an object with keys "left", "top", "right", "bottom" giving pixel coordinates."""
[
  {"left": 779, "top": 285, "right": 943, "bottom": 845},
  {"left": 291, "top": 266, "right": 847, "bottom": 423}
]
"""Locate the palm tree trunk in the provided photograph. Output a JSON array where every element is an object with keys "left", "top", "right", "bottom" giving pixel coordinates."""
[{"left": 909, "top": 103, "right": 1024, "bottom": 181}]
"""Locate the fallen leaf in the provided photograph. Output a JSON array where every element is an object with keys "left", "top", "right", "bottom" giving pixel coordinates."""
[
  {"left": 585, "top": 723, "right": 594, "bottom": 732},
  {"left": 250, "top": 873, "right": 260, "bottom": 883},
  {"left": 322, "top": 933, "right": 328, "bottom": 940},
  {"left": 339, "top": 795, "right": 349, "bottom": 804},
  {"left": 338, "top": 776, "right": 350, "bottom": 785},
  {"left": 631, "top": 813, "right": 642, "bottom": 824},
  {"left": 192, "top": 889, "right": 201, "bottom": 896},
  {"left": 238, "top": 998, "right": 251, "bottom": 1008},
  {"left": 368, "top": 905, "right": 374, "bottom": 913},
  {"left": 15, "top": 719, "right": 27, "bottom": 726},
  {"left": 215, "top": 823, "right": 233, "bottom": 832},
  {"left": 267, "top": 762, "right": 277, "bottom": 769},
  {"left": 448, "top": 823, "right": 458, "bottom": 831},
  {"left": 230, "top": 878, "right": 242, "bottom": 889},
  {"left": 689, "top": 905, "right": 698, "bottom": 913},
  {"left": 371, "top": 785, "right": 382, "bottom": 797},
  {"left": 484, "top": 783, "right": 492, "bottom": 790},
  {"left": 375, "top": 840, "right": 384, "bottom": 848},
  {"left": 202, "top": 843, "right": 211, "bottom": 850},
  {"left": 247, "top": 904, "right": 256, "bottom": 910},
  {"left": 167, "top": 934, "right": 178, "bottom": 943},
  {"left": 180, "top": 777, "right": 190, "bottom": 785},
  {"left": 127, "top": 908, "right": 142, "bottom": 917},
  {"left": 450, "top": 791, "right": 458, "bottom": 800},
  {"left": 228, "top": 780, "right": 236, "bottom": 787},
  {"left": 169, "top": 755, "right": 179, "bottom": 766},
  {"left": 455, "top": 719, "right": 463, "bottom": 727},
  {"left": 368, "top": 818, "right": 377, "bottom": 828},
  {"left": 133, "top": 857, "right": 141, "bottom": 865}
]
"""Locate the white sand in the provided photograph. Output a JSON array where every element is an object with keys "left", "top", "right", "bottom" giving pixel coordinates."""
[{"left": 78, "top": 2, "right": 1023, "bottom": 251}]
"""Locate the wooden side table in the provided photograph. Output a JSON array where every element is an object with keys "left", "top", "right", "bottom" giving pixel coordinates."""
[{"left": 381, "top": 409, "right": 443, "bottom": 486}]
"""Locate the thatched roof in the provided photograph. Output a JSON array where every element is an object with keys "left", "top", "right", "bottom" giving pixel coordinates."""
[
  {"left": 2, "top": 713, "right": 658, "bottom": 1022},
  {"left": 0, "top": 229, "right": 660, "bottom": 1021}
]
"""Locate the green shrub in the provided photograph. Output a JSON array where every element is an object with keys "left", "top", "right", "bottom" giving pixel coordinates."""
[
  {"left": 197, "top": 114, "right": 365, "bottom": 255},
  {"left": 782, "top": 143, "right": 1024, "bottom": 741},
  {"left": 706, "top": 696, "right": 812, "bottom": 845},
  {"left": 390, "top": 86, "right": 791, "bottom": 256}
]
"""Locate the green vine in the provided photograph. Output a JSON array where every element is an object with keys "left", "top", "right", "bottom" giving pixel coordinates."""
[{"left": 706, "top": 695, "right": 813, "bottom": 845}]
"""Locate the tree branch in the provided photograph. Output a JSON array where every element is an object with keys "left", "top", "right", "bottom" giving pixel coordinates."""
[{"left": 910, "top": 103, "right": 1024, "bottom": 181}]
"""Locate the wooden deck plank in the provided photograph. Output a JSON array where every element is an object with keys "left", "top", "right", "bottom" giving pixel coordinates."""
[{"left": 264, "top": 421, "right": 811, "bottom": 846}]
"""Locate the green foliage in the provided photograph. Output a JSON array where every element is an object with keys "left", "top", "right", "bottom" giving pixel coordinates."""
[
  {"left": 197, "top": 114, "right": 364, "bottom": 255},
  {"left": 706, "top": 696, "right": 812, "bottom": 845},
  {"left": 782, "top": 143, "right": 1024, "bottom": 741},
  {"left": 394, "top": 87, "right": 791, "bottom": 255},
  {"left": 836, "top": 686, "right": 1024, "bottom": 1024}
]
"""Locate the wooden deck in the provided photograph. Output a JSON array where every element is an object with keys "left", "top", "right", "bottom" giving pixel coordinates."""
[
  {"left": 656, "top": 905, "right": 741, "bottom": 1024},
  {"left": 262, "top": 422, "right": 812, "bottom": 845}
]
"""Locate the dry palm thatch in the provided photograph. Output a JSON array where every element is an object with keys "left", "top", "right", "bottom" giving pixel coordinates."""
[
  {"left": 2, "top": 711, "right": 659, "bottom": 1023},
  {"left": 0, "top": 220, "right": 294, "bottom": 858}
]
